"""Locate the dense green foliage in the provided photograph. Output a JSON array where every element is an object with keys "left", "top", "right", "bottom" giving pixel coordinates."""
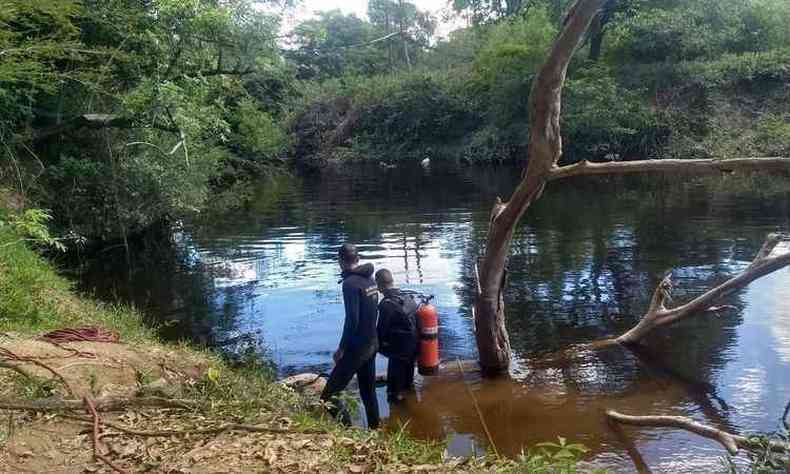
[
  {"left": 2, "top": 0, "right": 789, "bottom": 242},
  {"left": 1, "top": 0, "right": 293, "bottom": 243},
  {"left": 288, "top": 0, "right": 790, "bottom": 166}
]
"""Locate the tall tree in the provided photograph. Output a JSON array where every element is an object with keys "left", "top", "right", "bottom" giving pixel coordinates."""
[
  {"left": 451, "top": 0, "right": 528, "bottom": 24},
  {"left": 287, "top": 10, "right": 388, "bottom": 79},
  {"left": 368, "top": 0, "right": 436, "bottom": 69}
]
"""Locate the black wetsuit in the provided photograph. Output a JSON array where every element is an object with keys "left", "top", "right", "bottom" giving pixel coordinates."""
[
  {"left": 320, "top": 263, "right": 380, "bottom": 428},
  {"left": 377, "top": 288, "right": 418, "bottom": 402}
]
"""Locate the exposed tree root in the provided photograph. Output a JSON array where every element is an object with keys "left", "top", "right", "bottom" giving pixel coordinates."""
[
  {"left": 606, "top": 410, "right": 790, "bottom": 456},
  {"left": 84, "top": 396, "right": 129, "bottom": 474}
]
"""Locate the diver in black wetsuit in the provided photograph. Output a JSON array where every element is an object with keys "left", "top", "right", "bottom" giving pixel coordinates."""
[
  {"left": 375, "top": 269, "right": 419, "bottom": 403},
  {"left": 320, "top": 243, "right": 380, "bottom": 429}
]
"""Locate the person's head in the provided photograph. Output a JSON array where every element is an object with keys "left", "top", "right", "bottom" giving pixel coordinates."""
[
  {"left": 375, "top": 268, "right": 394, "bottom": 291},
  {"left": 338, "top": 243, "right": 360, "bottom": 271}
]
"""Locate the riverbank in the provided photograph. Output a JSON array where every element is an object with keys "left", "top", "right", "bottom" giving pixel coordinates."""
[
  {"left": 288, "top": 47, "right": 790, "bottom": 170},
  {"left": 0, "top": 215, "right": 589, "bottom": 472}
]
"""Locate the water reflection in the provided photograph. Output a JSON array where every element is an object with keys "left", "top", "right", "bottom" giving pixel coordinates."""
[{"left": 75, "top": 165, "right": 790, "bottom": 471}]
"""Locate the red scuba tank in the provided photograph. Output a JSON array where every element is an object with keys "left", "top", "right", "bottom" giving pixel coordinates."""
[{"left": 417, "top": 302, "right": 439, "bottom": 375}]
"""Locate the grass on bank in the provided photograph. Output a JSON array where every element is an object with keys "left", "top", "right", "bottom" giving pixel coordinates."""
[{"left": 0, "top": 226, "right": 152, "bottom": 342}]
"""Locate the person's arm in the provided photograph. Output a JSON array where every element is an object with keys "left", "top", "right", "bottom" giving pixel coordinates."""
[
  {"left": 377, "top": 302, "right": 391, "bottom": 348},
  {"left": 338, "top": 284, "right": 360, "bottom": 352}
]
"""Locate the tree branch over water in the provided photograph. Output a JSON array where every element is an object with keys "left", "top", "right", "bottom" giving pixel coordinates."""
[
  {"left": 617, "top": 233, "right": 790, "bottom": 344},
  {"left": 548, "top": 157, "right": 790, "bottom": 181}
]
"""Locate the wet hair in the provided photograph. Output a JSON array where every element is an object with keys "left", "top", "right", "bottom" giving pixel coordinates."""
[
  {"left": 338, "top": 243, "right": 359, "bottom": 264},
  {"left": 375, "top": 269, "right": 394, "bottom": 287}
]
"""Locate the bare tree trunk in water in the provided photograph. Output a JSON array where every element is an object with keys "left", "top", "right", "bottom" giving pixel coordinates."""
[
  {"left": 473, "top": 0, "right": 790, "bottom": 374},
  {"left": 474, "top": 0, "right": 606, "bottom": 374}
]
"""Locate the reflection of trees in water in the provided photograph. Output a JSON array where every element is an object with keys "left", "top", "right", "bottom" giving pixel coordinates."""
[{"left": 76, "top": 232, "right": 263, "bottom": 352}]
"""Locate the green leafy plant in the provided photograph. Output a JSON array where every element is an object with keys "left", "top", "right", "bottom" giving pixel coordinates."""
[
  {"left": 0, "top": 209, "right": 67, "bottom": 251},
  {"left": 515, "top": 436, "right": 590, "bottom": 473},
  {"left": 11, "top": 373, "right": 57, "bottom": 400}
]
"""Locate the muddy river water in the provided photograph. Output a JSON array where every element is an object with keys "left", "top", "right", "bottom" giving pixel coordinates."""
[{"left": 76, "top": 164, "right": 790, "bottom": 472}]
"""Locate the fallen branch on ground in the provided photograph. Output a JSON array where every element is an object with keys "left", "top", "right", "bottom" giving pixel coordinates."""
[
  {"left": 62, "top": 412, "right": 325, "bottom": 437},
  {"left": 606, "top": 410, "right": 790, "bottom": 455},
  {"left": 0, "top": 396, "right": 198, "bottom": 412},
  {"left": 617, "top": 233, "right": 790, "bottom": 344}
]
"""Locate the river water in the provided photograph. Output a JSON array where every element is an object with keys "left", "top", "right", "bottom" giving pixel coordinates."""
[{"left": 76, "top": 164, "right": 790, "bottom": 472}]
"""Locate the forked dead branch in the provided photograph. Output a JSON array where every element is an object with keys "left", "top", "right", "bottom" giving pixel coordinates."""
[{"left": 616, "top": 233, "right": 790, "bottom": 344}]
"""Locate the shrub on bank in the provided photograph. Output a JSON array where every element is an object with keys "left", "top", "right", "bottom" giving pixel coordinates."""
[{"left": 563, "top": 65, "right": 667, "bottom": 161}]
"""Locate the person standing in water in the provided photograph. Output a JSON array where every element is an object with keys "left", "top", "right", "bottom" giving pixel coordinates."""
[
  {"left": 320, "top": 244, "right": 380, "bottom": 429},
  {"left": 375, "top": 269, "right": 419, "bottom": 403}
]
